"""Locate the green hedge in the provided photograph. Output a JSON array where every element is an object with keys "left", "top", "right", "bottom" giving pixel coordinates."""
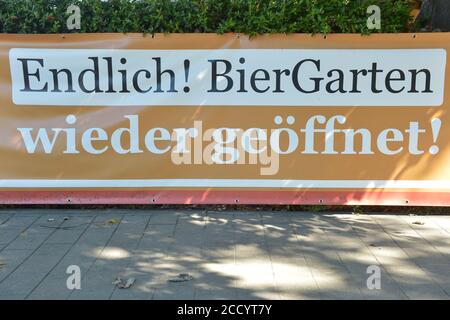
[{"left": 0, "top": 0, "right": 412, "bottom": 34}]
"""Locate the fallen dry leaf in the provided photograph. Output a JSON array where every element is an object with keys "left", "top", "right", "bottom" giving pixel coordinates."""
[
  {"left": 168, "top": 273, "right": 194, "bottom": 283},
  {"left": 112, "top": 277, "right": 135, "bottom": 289},
  {"left": 107, "top": 218, "right": 119, "bottom": 225}
]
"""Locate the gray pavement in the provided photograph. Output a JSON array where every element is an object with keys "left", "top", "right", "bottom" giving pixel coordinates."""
[{"left": 0, "top": 209, "right": 450, "bottom": 300}]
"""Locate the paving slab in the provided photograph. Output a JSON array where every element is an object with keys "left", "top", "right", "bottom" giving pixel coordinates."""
[{"left": 0, "top": 209, "right": 449, "bottom": 300}]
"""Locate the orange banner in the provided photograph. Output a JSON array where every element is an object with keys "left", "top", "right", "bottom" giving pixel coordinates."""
[{"left": 0, "top": 33, "right": 449, "bottom": 205}]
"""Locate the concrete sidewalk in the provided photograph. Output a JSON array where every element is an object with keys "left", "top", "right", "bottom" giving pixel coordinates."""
[{"left": 0, "top": 209, "right": 450, "bottom": 300}]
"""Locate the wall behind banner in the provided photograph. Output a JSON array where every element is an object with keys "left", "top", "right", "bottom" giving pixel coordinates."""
[{"left": 0, "top": 33, "right": 450, "bottom": 206}]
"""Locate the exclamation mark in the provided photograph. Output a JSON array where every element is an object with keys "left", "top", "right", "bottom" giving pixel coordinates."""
[
  {"left": 429, "top": 118, "right": 441, "bottom": 155},
  {"left": 183, "top": 59, "right": 190, "bottom": 93}
]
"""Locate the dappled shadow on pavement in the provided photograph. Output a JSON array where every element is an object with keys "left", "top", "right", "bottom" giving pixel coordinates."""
[{"left": 1, "top": 209, "right": 450, "bottom": 300}]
